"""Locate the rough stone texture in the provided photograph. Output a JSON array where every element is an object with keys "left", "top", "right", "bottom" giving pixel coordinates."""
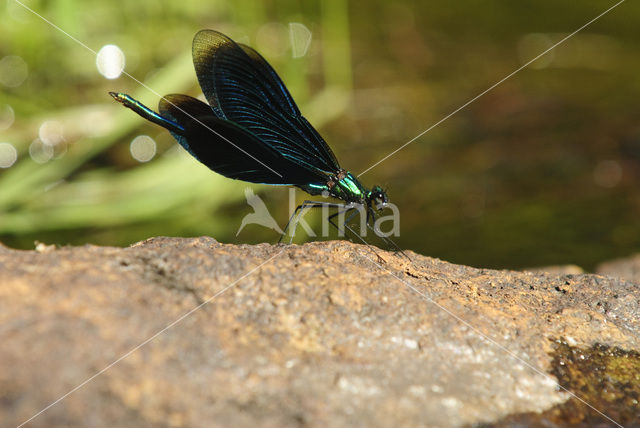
[
  {"left": 597, "top": 253, "right": 640, "bottom": 284},
  {"left": 1, "top": 237, "right": 638, "bottom": 427},
  {"left": 524, "top": 264, "right": 584, "bottom": 275}
]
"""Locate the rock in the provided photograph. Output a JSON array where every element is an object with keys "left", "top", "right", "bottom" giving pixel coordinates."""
[
  {"left": 597, "top": 253, "right": 640, "bottom": 284},
  {"left": 1, "top": 237, "right": 638, "bottom": 427},
  {"left": 523, "top": 264, "right": 584, "bottom": 275}
]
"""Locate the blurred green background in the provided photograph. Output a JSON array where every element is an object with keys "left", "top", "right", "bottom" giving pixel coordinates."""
[{"left": 1, "top": 0, "right": 639, "bottom": 270}]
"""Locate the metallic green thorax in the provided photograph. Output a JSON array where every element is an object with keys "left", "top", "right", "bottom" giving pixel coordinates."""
[{"left": 300, "top": 170, "right": 369, "bottom": 203}]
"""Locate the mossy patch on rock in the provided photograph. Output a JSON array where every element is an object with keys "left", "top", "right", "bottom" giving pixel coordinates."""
[{"left": 480, "top": 338, "right": 640, "bottom": 427}]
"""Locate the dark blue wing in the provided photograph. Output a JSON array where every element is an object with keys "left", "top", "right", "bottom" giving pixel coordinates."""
[
  {"left": 192, "top": 29, "right": 340, "bottom": 176},
  {"left": 158, "top": 94, "right": 323, "bottom": 185}
]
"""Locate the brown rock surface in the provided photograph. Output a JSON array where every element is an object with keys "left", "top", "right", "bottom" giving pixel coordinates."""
[
  {"left": 1, "top": 237, "right": 638, "bottom": 427},
  {"left": 597, "top": 253, "right": 640, "bottom": 284}
]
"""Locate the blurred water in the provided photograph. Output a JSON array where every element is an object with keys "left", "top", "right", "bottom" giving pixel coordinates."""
[{"left": 0, "top": 0, "right": 638, "bottom": 269}]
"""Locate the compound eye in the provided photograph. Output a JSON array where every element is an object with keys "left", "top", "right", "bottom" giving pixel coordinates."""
[{"left": 369, "top": 186, "right": 388, "bottom": 209}]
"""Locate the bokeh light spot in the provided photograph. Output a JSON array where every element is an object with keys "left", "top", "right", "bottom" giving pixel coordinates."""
[
  {"left": 256, "top": 23, "right": 288, "bottom": 58},
  {"left": 39, "top": 120, "right": 65, "bottom": 146},
  {"left": 593, "top": 160, "right": 622, "bottom": 188},
  {"left": 96, "top": 44, "right": 125, "bottom": 79},
  {"left": 0, "top": 55, "right": 28, "bottom": 87},
  {"left": 518, "top": 34, "right": 555, "bottom": 70},
  {"left": 289, "top": 23, "right": 312, "bottom": 58},
  {"left": 0, "top": 104, "right": 15, "bottom": 130},
  {"left": 6, "top": 0, "right": 31, "bottom": 22},
  {"left": 130, "top": 135, "right": 156, "bottom": 162},
  {"left": 29, "top": 138, "right": 54, "bottom": 164},
  {"left": 0, "top": 142, "right": 18, "bottom": 168}
]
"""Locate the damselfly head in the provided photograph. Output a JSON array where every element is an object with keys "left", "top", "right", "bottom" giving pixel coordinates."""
[{"left": 368, "top": 185, "right": 388, "bottom": 210}]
